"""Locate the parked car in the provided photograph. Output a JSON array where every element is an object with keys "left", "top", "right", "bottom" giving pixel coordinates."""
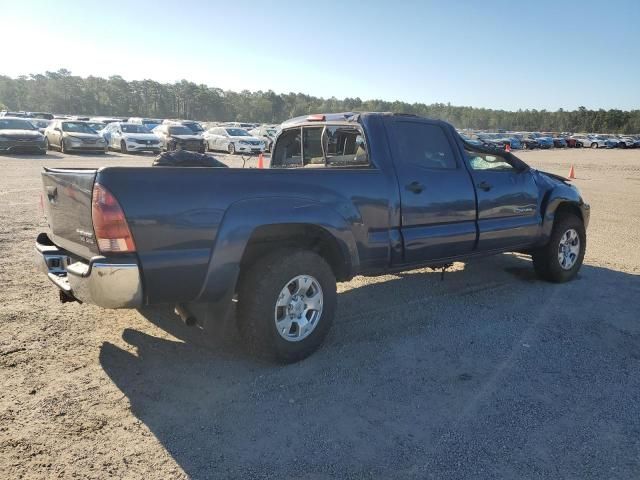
[
  {"left": 248, "top": 125, "right": 279, "bottom": 151},
  {"left": 223, "top": 122, "right": 258, "bottom": 130},
  {"left": 128, "top": 117, "right": 163, "bottom": 131},
  {"left": 528, "top": 134, "right": 554, "bottom": 149},
  {"left": 152, "top": 124, "right": 205, "bottom": 152},
  {"left": 604, "top": 138, "right": 620, "bottom": 148},
  {"left": 616, "top": 136, "right": 636, "bottom": 148},
  {"left": 89, "top": 117, "right": 120, "bottom": 125},
  {"left": 35, "top": 112, "right": 590, "bottom": 362},
  {"left": 44, "top": 120, "right": 107, "bottom": 153},
  {"left": 476, "top": 134, "right": 505, "bottom": 149},
  {"left": 204, "top": 126, "right": 266, "bottom": 154},
  {"left": 0, "top": 117, "right": 47, "bottom": 154},
  {"left": 162, "top": 120, "right": 205, "bottom": 136},
  {"left": 518, "top": 136, "right": 539, "bottom": 149},
  {"left": 564, "top": 137, "right": 581, "bottom": 148},
  {"left": 0, "top": 110, "right": 29, "bottom": 118},
  {"left": 30, "top": 118, "right": 52, "bottom": 134},
  {"left": 102, "top": 122, "right": 161, "bottom": 154},
  {"left": 553, "top": 137, "right": 568, "bottom": 148},
  {"left": 29, "top": 112, "right": 54, "bottom": 120}
]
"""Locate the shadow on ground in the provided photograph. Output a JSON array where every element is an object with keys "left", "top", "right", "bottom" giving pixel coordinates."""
[{"left": 100, "top": 254, "right": 640, "bottom": 479}]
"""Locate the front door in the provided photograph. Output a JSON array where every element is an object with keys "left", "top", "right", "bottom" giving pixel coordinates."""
[
  {"left": 463, "top": 148, "right": 540, "bottom": 251},
  {"left": 387, "top": 118, "right": 478, "bottom": 264}
]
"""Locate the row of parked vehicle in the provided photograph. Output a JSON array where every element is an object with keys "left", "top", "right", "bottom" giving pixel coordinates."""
[
  {"left": 461, "top": 130, "right": 640, "bottom": 150},
  {"left": 2, "top": 109, "right": 640, "bottom": 155},
  {"left": 0, "top": 110, "right": 280, "bottom": 155}
]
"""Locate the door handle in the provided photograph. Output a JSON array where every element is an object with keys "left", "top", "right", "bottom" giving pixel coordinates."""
[
  {"left": 405, "top": 181, "right": 424, "bottom": 194},
  {"left": 477, "top": 181, "right": 492, "bottom": 191}
]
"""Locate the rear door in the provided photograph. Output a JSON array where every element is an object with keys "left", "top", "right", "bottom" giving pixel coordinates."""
[
  {"left": 463, "top": 148, "right": 540, "bottom": 250},
  {"left": 387, "top": 118, "right": 477, "bottom": 264}
]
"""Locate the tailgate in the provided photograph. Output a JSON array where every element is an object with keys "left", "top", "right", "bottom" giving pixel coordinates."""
[{"left": 41, "top": 167, "right": 99, "bottom": 259}]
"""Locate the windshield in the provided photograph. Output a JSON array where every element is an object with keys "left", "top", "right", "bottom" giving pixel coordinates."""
[
  {"left": 266, "top": 129, "right": 277, "bottom": 137},
  {"left": 168, "top": 126, "right": 193, "bottom": 135},
  {"left": 86, "top": 123, "right": 105, "bottom": 131},
  {"left": 31, "top": 119, "right": 50, "bottom": 128},
  {"left": 226, "top": 128, "right": 250, "bottom": 136},
  {"left": 143, "top": 121, "right": 160, "bottom": 129},
  {"left": 183, "top": 122, "right": 204, "bottom": 133},
  {"left": 62, "top": 122, "right": 97, "bottom": 133},
  {"left": 121, "top": 124, "right": 150, "bottom": 133},
  {"left": 0, "top": 118, "right": 36, "bottom": 130}
]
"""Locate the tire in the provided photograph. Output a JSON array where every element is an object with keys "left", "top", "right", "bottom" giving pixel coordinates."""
[
  {"left": 44, "top": 137, "right": 50, "bottom": 151},
  {"left": 228, "top": 142, "right": 235, "bottom": 155},
  {"left": 203, "top": 141, "right": 209, "bottom": 152},
  {"left": 121, "top": 140, "right": 128, "bottom": 153},
  {"left": 237, "top": 249, "right": 337, "bottom": 363},
  {"left": 591, "top": 142, "right": 598, "bottom": 149},
  {"left": 532, "top": 213, "right": 586, "bottom": 283},
  {"left": 60, "top": 138, "right": 67, "bottom": 154}
]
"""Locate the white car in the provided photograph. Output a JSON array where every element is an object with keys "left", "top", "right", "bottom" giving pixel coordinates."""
[
  {"left": 103, "top": 122, "right": 162, "bottom": 154},
  {"left": 617, "top": 137, "right": 636, "bottom": 148},
  {"left": 204, "top": 127, "right": 266, "bottom": 154},
  {"left": 572, "top": 135, "right": 606, "bottom": 149}
]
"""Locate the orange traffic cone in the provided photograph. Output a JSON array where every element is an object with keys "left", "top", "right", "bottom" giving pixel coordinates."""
[
  {"left": 505, "top": 143, "right": 511, "bottom": 153},
  {"left": 568, "top": 165, "right": 576, "bottom": 179},
  {"left": 257, "top": 153, "right": 264, "bottom": 169}
]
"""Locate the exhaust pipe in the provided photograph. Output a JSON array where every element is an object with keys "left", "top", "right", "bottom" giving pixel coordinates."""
[{"left": 174, "top": 303, "right": 197, "bottom": 326}]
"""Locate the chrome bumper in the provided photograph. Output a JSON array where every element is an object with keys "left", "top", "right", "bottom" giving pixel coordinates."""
[{"left": 35, "top": 233, "right": 143, "bottom": 309}]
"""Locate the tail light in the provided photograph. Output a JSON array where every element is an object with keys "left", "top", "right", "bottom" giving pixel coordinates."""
[{"left": 91, "top": 183, "right": 136, "bottom": 253}]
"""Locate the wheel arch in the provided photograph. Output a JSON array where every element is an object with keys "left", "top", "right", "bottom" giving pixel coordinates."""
[
  {"left": 540, "top": 186, "right": 590, "bottom": 241},
  {"left": 194, "top": 196, "right": 359, "bottom": 320}
]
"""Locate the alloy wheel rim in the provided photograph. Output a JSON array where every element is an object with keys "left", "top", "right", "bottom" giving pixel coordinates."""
[
  {"left": 557, "top": 228, "right": 580, "bottom": 270},
  {"left": 274, "top": 275, "right": 323, "bottom": 342}
]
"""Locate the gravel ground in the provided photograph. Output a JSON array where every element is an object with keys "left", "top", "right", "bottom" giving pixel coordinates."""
[{"left": 1, "top": 148, "right": 639, "bottom": 479}]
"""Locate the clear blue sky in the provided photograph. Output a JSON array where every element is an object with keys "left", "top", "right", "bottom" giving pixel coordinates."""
[{"left": 2, "top": 0, "right": 638, "bottom": 110}]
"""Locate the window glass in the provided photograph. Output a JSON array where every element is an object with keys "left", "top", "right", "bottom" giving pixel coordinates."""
[
  {"left": 465, "top": 149, "right": 514, "bottom": 171},
  {"left": 302, "top": 127, "right": 324, "bottom": 166},
  {"left": 272, "top": 128, "right": 302, "bottom": 167},
  {"left": 61, "top": 122, "right": 96, "bottom": 133},
  {"left": 392, "top": 122, "right": 457, "bottom": 169},
  {"left": 324, "top": 126, "right": 369, "bottom": 167}
]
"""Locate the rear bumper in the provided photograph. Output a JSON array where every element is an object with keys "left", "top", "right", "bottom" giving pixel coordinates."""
[{"left": 34, "top": 232, "right": 142, "bottom": 309}]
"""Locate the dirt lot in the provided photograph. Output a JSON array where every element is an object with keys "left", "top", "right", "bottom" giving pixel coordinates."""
[{"left": 1, "top": 148, "right": 639, "bottom": 479}]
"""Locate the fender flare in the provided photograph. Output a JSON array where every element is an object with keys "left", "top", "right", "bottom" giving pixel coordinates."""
[
  {"left": 540, "top": 184, "right": 590, "bottom": 240},
  {"left": 194, "top": 196, "right": 360, "bottom": 310}
]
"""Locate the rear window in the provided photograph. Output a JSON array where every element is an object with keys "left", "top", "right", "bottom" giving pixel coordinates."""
[{"left": 272, "top": 125, "right": 369, "bottom": 168}]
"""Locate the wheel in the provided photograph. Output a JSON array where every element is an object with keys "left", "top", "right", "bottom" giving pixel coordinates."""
[
  {"left": 60, "top": 138, "right": 67, "bottom": 154},
  {"left": 44, "top": 137, "right": 50, "bottom": 151},
  {"left": 237, "top": 249, "right": 337, "bottom": 363},
  {"left": 532, "top": 213, "right": 586, "bottom": 283},
  {"left": 228, "top": 142, "right": 235, "bottom": 155},
  {"left": 591, "top": 142, "right": 598, "bottom": 149},
  {"left": 121, "top": 140, "right": 128, "bottom": 153},
  {"left": 203, "top": 140, "right": 209, "bottom": 152}
]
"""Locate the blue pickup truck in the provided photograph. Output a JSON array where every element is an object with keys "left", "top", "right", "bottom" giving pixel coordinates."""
[{"left": 36, "top": 112, "right": 590, "bottom": 362}]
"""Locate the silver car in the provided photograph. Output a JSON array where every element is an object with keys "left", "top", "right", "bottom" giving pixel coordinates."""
[{"left": 44, "top": 120, "right": 107, "bottom": 153}]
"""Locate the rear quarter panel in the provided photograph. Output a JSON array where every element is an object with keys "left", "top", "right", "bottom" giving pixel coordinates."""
[{"left": 96, "top": 165, "right": 395, "bottom": 305}]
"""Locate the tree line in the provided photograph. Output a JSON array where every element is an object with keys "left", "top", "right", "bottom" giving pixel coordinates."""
[{"left": 1, "top": 70, "right": 639, "bottom": 134}]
